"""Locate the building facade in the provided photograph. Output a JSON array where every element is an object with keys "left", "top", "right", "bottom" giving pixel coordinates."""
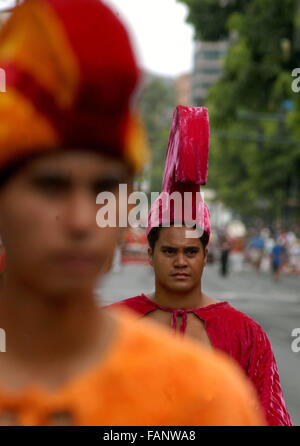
[
  {"left": 174, "top": 73, "right": 192, "bottom": 107},
  {"left": 192, "top": 39, "right": 229, "bottom": 106}
]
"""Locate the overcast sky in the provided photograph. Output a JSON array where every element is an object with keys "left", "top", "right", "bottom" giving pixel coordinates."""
[
  {"left": 103, "top": 0, "right": 194, "bottom": 77},
  {"left": 0, "top": 0, "right": 18, "bottom": 11},
  {"left": 0, "top": 0, "right": 194, "bottom": 77}
]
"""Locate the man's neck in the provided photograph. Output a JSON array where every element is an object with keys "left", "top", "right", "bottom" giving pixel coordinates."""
[
  {"left": 0, "top": 274, "right": 106, "bottom": 366},
  {"left": 152, "top": 282, "right": 209, "bottom": 310}
]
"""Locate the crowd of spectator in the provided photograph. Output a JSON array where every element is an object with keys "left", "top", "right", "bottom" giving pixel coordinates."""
[{"left": 209, "top": 225, "right": 300, "bottom": 279}]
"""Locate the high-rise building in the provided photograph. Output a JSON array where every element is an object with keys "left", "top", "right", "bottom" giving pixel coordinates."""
[
  {"left": 192, "top": 40, "right": 229, "bottom": 105},
  {"left": 174, "top": 73, "right": 192, "bottom": 107}
]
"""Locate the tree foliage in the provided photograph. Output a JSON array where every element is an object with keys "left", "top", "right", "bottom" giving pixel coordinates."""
[
  {"left": 177, "top": 0, "right": 247, "bottom": 41},
  {"left": 139, "top": 76, "right": 175, "bottom": 193}
]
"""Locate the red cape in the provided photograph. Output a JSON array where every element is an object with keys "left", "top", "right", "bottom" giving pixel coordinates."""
[{"left": 106, "top": 294, "right": 292, "bottom": 426}]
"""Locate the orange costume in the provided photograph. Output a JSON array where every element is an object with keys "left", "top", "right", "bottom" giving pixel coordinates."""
[
  {"left": 0, "top": 0, "right": 264, "bottom": 426},
  {"left": 0, "top": 310, "right": 264, "bottom": 426}
]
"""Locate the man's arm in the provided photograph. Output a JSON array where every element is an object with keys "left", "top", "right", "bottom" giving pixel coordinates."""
[{"left": 247, "top": 325, "right": 292, "bottom": 426}]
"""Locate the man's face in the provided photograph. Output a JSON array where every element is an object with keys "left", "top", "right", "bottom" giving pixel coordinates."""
[
  {"left": 0, "top": 150, "right": 130, "bottom": 297},
  {"left": 148, "top": 226, "right": 208, "bottom": 294}
]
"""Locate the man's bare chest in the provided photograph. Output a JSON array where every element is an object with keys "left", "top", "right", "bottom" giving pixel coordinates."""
[{"left": 145, "top": 310, "right": 212, "bottom": 347}]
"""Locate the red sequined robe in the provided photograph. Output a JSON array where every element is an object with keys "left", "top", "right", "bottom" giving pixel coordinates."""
[{"left": 106, "top": 294, "right": 292, "bottom": 426}]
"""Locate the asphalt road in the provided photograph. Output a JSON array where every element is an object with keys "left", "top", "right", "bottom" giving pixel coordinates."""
[{"left": 97, "top": 261, "right": 300, "bottom": 425}]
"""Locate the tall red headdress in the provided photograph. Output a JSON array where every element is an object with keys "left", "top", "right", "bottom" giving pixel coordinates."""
[{"left": 147, "top": 105, "right": 211, "bottom": 239}]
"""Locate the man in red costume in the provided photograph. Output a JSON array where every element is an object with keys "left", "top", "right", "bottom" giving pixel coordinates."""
[{"left": 107, "top": 106, "right": 292, "bottom": 426}]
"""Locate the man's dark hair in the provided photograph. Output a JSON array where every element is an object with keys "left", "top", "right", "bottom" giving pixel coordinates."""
[
  {"left": 148, "top": 226, "right": 209, "bottom": 253},
  {"left": 0, "top": 154, "right": 40, "bottom": 188},
  {"left": 0, "top": 148, "right": 131, "bottom": 189}
]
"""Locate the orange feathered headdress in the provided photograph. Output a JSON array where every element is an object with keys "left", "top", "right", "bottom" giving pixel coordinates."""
[{"left": 0, "top": 0, "right": 149, "bottom": 172}]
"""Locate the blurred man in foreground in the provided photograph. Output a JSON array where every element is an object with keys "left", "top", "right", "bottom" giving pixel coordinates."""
[{"left": 0, "top": 0, "right": 264, "bottom": 426}]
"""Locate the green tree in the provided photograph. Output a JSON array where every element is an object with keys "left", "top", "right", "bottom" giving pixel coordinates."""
[
  {"left": 177, "top": 0, "right": 247, "bottom": 41},
  {"left": 138, "top": 76, "right": 175, "bottom": 193}
]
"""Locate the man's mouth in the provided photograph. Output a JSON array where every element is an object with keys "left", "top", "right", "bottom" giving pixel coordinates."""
[
  {"left": 171, "top": 272, "right": 190, "bottom": 279},
  {"left": 53, "top": 251, "right": 100, "bottom": 269}
]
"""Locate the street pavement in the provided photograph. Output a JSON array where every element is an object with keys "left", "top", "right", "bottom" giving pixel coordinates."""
[{"left": 97, "top": 261, "right": 300, "bottom": 425}]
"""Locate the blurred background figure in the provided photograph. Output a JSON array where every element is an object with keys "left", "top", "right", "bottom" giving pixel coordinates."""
[
  {"left": 247, "top": 231, "right": 265, "bottom": 271},
  {"left": 121, "top": 226, "right": 149, "bottom": 266},
  {"left": 219, "top": 233, "right": 231, "bottom": 277},
  {"left": 260, "top": 228, "right": 274, "bottom": 273},
  {"left": 271, "top": 237, "right": 287, "bottom": 281}
]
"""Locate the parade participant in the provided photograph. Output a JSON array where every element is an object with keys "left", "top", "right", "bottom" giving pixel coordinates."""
[
  {"left": 271, "top": 237, "right": 286, "bottom": 281},
  {"left": 0, "top": 0, "right": 264, "bottom": 426},
  {"left": 107, "top": 106, "right": 292, "bottom": 426},
  {"left": 219, "top": 233, "right": 231, "bottom": 277}
]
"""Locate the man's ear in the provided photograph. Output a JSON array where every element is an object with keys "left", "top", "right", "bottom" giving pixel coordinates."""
[{"left": 148, "top": 247, "right": 153, "bottom": 267}]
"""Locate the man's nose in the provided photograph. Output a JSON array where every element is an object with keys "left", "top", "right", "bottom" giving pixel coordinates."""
[
  {"left": 64, "top": 192, "right": 97, "bottom": 237},
  {"left": 173, "top": 252, "right": 188, "bottom": 268}
]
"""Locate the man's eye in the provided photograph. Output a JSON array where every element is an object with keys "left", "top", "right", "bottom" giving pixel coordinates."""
[
  {"left": 93, "top": 179, "right": 120, "bottom": 194},
  {"left": 32, "top": 177, "right": 69, "bottom": 194},
  {"left": 163, "top": 248, "right": 174, "bottom": 255},
  {"left": 185, "top": 249, "right": 199, "bottom": 256}
]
